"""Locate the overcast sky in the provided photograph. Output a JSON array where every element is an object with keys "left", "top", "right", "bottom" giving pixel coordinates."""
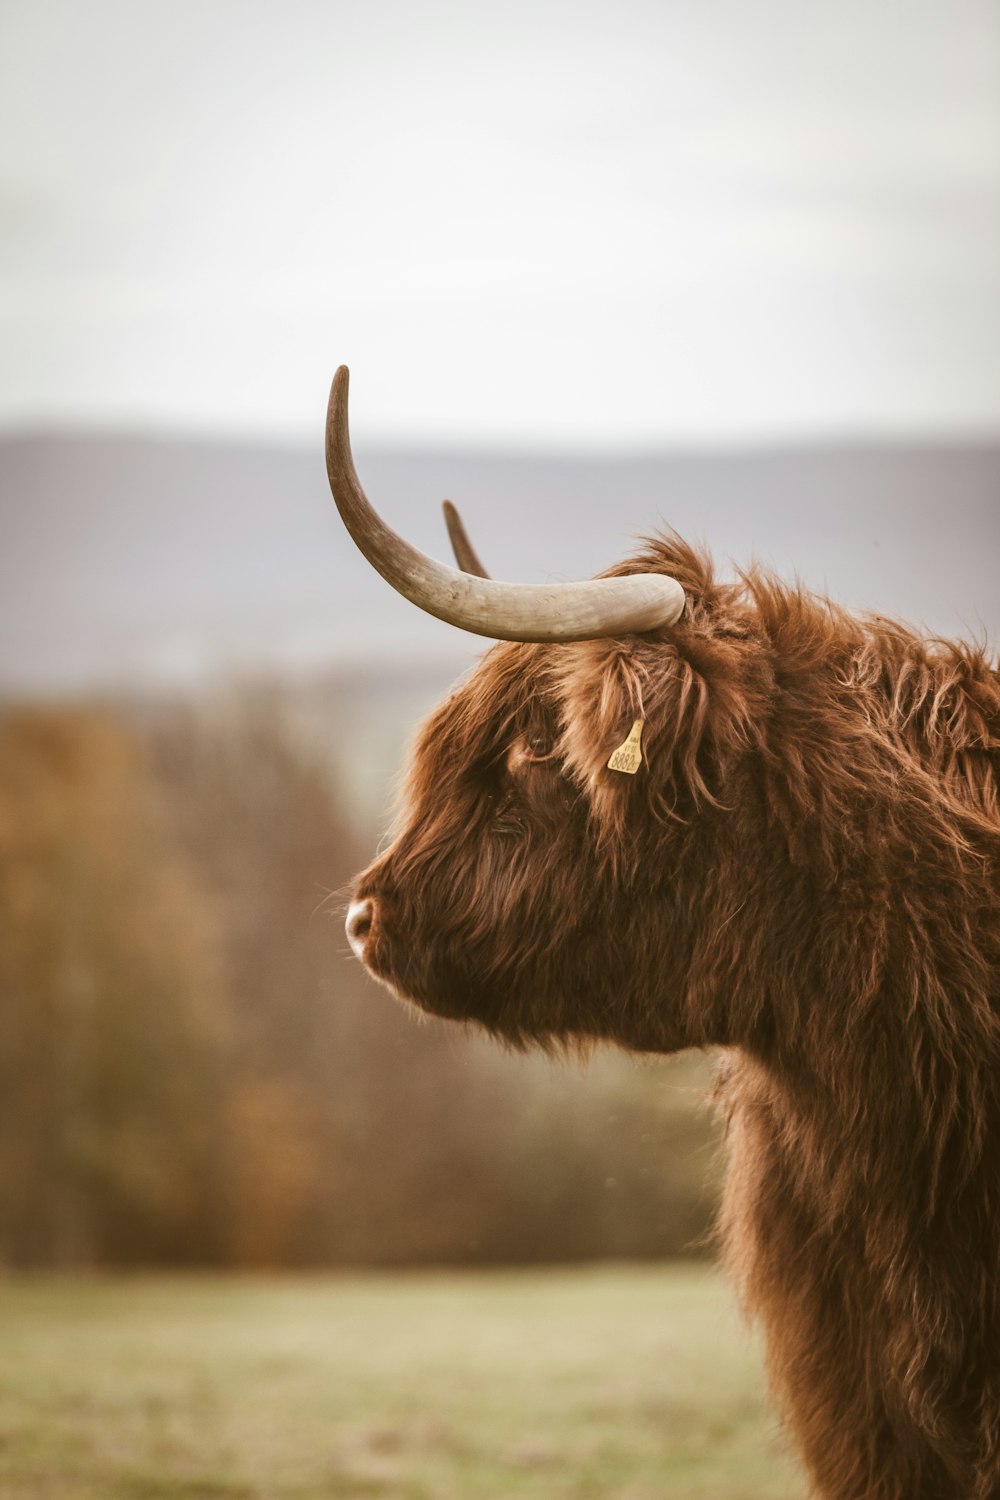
[{"left": 2, "top": 0, "right": 998, "bottom": 446}]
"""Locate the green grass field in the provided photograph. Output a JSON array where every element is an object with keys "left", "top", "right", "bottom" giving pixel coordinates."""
[{"left": 0, "top": 1265, "right": 802, "bottom": 1499}]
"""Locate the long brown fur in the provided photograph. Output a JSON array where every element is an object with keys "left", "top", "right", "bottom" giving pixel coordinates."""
[{"left": 349, "top": 536, "right": 1000, "bottom": 1498}]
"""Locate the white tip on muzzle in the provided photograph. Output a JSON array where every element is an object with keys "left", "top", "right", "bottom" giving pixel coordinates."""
[{"left": 345, "top": 898, "right": 374, "bottom": 960}]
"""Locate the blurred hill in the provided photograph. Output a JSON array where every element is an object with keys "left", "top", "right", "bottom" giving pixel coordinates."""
[{"left": 2, "top": 430, "right": 998, "bottom": 698}]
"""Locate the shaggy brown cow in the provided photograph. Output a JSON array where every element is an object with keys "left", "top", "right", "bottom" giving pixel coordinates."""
[{"left": 327, "top": 368, "right": 1000, "bottom": 1500}]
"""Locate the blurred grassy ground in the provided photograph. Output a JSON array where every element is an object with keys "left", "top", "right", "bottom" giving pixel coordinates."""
[{"left": 0, "top": 1264, "right": 801, "bottom": 1499}]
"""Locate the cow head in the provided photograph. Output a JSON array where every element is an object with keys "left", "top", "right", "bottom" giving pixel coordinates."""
[{"left": 329, "top": 368, "right": 777, "bottom": 1055}]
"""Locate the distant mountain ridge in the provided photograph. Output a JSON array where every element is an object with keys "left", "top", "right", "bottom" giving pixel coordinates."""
[{"left": 2, "top": 429, "right": 997, "bottom": 696}]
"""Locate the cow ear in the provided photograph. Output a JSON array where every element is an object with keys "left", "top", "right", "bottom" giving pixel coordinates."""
[
  {"left": 556, "top": 630, "right": 757, "bottom": 838},
  {"left": 555, "top": 643, "right": 660, "bottom": 843}
]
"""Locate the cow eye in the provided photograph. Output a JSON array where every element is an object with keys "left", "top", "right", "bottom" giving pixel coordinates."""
[{"left": 513, "top": 733, "right": 557, "bottom": 767}]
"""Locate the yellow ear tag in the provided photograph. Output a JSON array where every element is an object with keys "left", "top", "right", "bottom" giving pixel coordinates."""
[{"left": 607, "top": 719, "right": 645, "bottom": 775}]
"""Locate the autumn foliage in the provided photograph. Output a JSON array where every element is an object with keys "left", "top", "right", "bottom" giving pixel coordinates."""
[{"left": 0, "top": 696, "right": 718, "bottom": 1268}]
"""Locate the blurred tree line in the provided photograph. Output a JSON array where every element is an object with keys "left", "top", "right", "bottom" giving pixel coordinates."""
[{"left": 0, "top": 695, "right": 721, "bottom": 1269}]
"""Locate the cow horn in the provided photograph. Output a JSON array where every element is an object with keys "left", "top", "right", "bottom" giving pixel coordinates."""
[
  {"left": 325, "top": 366, "right": 686, "bottom": 643},
  {"left": 442, "top": 500, "right": 490, "bottom": 578}
]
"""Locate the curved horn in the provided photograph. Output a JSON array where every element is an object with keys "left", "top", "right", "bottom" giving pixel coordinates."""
[
  {"left": 325, "top": 366, "right": 685, "bottom": 643},
  {"left": 442, "top": 500, "right": 490, "bottom": 578}
]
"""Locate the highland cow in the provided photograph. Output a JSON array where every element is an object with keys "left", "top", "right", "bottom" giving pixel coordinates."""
[{"left": 327, "top": 367, "right": 1000, "bottom": 1500}]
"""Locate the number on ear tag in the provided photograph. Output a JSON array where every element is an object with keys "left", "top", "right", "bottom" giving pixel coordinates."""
[{"left": 607, "top": 719, "right": 644, "bottom": 775}]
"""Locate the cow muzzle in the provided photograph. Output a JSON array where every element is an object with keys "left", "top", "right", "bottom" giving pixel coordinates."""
[{"left": 345, "top": 897, "right": 375, "bottom": 961}]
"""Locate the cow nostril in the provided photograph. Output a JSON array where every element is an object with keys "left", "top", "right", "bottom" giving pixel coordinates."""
[{"left": 345, "top": 898, "right": 375, "bottom": 957}]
